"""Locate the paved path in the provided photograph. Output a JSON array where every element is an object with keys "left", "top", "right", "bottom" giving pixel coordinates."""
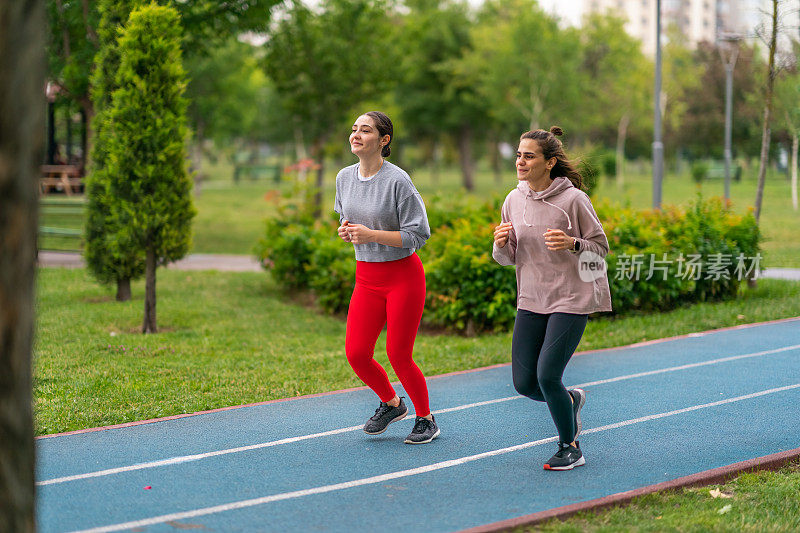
[
  {"left": 38, "top": 251, "right": 263, "bottom": 272},
  {"left": 36, "top": 318, "right": 800, "bottom": 532},
  {"left": 36, "top": 251, "right": 800, "bottom": 279}
]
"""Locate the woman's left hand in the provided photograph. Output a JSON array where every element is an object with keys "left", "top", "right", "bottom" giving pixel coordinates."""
[
  {"left": 346, "top": 223, "right": 374, "bottom": 244},
  {"left": 543, "top": 228, "right": 576, "bottom": 251}
]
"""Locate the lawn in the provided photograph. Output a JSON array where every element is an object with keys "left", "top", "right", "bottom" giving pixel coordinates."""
[{"left": 515, "top": 461, "right": 800, "bottom": 532}]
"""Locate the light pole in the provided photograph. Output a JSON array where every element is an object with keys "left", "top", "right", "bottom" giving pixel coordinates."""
[
  {"left": 718, "top": 33, "right": 741, "bottom": 200},
  {"left": 653, "top": 0, "right": 663, "bottom": 209}
]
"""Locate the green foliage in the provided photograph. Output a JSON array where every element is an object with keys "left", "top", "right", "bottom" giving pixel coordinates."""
[
  {"left": 260, "top": 192, "right": 761, "bottom": 334},
  {"left": 456, "top": 0, "right": 583, "bottom": 133},
  {"left": 421, "top": 218, "right": 517, "bottom": 333},
  {"left": 691, "top": 160, "right": 709, "bottom": 183},
  {"left": 599, "top": 196, "right": 761, "bottom": 311},
  {"left": 104, "top": 5, "right": 194, "bottom": 261},
  {"left": 85, "top": 0, "right": 146, "bottom": 287},
  {"left": 263, "top": 0, "right": 398, "bottom": 150}
]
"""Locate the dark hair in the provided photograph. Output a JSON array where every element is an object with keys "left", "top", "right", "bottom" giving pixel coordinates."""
[
  {"left": 520, "top": 126, "right": 583, "bottom": 190},
  {"left": 364, "top": 111, "right": 393, "bottom": 158}
]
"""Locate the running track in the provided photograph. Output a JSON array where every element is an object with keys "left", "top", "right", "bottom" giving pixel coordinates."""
[{"left": 36, "top": 318, "right": 800, "bottom": 532}]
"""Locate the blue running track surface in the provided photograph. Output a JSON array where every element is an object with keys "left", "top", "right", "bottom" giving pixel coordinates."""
[{"left": 36, "top": 318, "right": 800, "bottom": 532}]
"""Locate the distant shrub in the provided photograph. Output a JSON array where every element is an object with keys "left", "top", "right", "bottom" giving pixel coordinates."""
[{"left": 691, "top": 160, "right": 709, "bottom": 183}]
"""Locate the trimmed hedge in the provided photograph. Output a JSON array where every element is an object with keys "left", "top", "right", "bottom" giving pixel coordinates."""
[{"left": 256, "top": 192, "right": 761, "bottom": 335}]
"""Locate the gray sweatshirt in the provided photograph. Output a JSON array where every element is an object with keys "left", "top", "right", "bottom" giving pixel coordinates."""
[{"left": 334, "top": 161, "right": 430, "bottom": 262}]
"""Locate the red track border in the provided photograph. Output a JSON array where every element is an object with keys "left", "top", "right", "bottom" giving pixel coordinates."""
[{"left": 460, "top": 448, "right": 800, "bottom": 532}]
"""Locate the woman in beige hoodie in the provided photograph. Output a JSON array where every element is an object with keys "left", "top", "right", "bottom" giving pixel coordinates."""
[{"left": 493, "top": 127, "right": 612, "bottom": 471}]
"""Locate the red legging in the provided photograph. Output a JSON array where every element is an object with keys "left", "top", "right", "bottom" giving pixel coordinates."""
[{"left": 345, "top": 253, "right": 430, "bottom": 417}]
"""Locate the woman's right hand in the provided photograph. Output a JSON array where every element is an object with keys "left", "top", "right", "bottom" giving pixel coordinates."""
[
  {"left": 338, "top": 220, "right": 352, "bottom": 242},
  {"left": 493, "top": 221, "right": 513, "bottom": 248}
]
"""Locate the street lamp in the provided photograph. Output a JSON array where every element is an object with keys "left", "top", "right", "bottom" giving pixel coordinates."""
[
  {"left": 653, "top": 0, "right": 663, "bottom": 209},
  {"left": 718, "top": 32, "right": 742, "bottom": 200}
]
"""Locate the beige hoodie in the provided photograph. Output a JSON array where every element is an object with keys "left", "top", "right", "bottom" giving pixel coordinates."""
[{"left": 492, "top": 177, "right": 612, "bottom": 315}]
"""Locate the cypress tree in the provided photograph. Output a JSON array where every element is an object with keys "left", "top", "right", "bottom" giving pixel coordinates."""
[
  {"left": 104, "top": 4, "right": 195, "bottom": 333},
  {"left": 85, "top": 0, "right": 145, "bottom": 301}
]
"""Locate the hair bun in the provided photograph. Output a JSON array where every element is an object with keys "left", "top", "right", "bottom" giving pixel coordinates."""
[{"left": 549, "top": 126, "right": 564, "bottom": 136}]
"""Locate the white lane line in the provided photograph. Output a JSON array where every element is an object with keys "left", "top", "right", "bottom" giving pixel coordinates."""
[
  {"left": 36, "top": 424, "right": 363, "bottom": 486},
  {"left": 70, "top": 383, "right": 800, "bottom": 533},
  {"left": 40, "top": 343, "right": 800, "bottom": 487}
]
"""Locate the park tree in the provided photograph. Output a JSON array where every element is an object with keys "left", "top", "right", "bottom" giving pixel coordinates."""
[
  {"left": 661, "top": 26, "right": 704, "bottom": 159},
  {"left": 0, "top": 0, "right": 44, "bottom": 530},
  {"left": 104, "top": 4, "right": 195, "bottom": 333},
  {"left": 774, "top": 41, "right": 800, "bottom": 211},
  {"left": 46, "top": 0, "right": 99, "bottom": 129},
  {"left": 395, "top": 0, "right": 489, "bottom": 190},
  {"left": 579, "top": 13, "right": 652, "bottom": 184},
  {"left": 679, "top": 41, "right": 763, "bottom": 160},
  {"left": 45, "top": 0, "right": 281, "bottom": 162},
  {"left": 457, "top": 0, "right": 583, "bottom": 137},
  {"left": 754, "top": 0, "right": 782, "bottom": 223},
  {"left": 184, "top": 37, "right": 291, "bottom": 177},
  {"left": 263, "top": 0, "right": 398, "bottom": 218},
  {"left": 85, "top": 0, "right": 145, "bottom": 302}
]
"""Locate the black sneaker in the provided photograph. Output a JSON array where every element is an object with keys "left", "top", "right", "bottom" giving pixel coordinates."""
[
  {"left": 404, "top": 415, "right": 440, "bottom": 444},
  {"left": 543, "top": 441, "right": 585, "bottom": 471},
  {"left": 570, "top": 388, "right": 586, "bottom": 439},
  {"left": 363, "top": 398, "right": 408, "bottom": 435}
]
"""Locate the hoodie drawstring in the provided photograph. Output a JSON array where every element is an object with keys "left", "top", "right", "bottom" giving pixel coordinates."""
[
  {"left": 541, "top": 199, "right": 572, "bottom": 230},
  {"left": 523, "top": 197, "right": 573, "bottom": 230}
]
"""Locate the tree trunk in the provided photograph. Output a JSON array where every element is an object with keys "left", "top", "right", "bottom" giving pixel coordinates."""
[
  {"left": 489, "top": 134, "right": 502, "bottom": 184},
  {"left": 616, "top": 113, "right": 630, "bottom": 186},
  {"left": 309, "top": 137, "right": 327, "bottom": 220},
  {"left": 313, "top": 151, "right": 325, "bottom": 220},
  {"left": 431, "top": 139, "right": 441, "bottom": 185},
  {"left": 293, "top": 117, "right": 308, "bottom": 185},
  {"left": 116, "top": 278, "right": 131, "bottom": 302},
  {"left": 192, "top": 121, "right": 205, "bottom": 196},
  {"left": 55, "top": 0, "right": 71, "bottom": 57},
  {"left": 142, "top": 247, "right": 157, "bottom": 333},
  {"left": 457, "top": 126, "right": 475, "bottom": 192},
  {"left": 791, "top": 131, "right": 798, "bottom": 211},
  {"left": 81, "top": 0, "right": 98, "bottom": 46},
  {"left": 0, "top": 0, "right": 44, "bottom": 530},
  {"left": 753, "top": 0, "right": 779, "bottom": 224}
]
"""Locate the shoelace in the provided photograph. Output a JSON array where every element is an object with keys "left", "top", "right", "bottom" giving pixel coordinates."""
[
  {"left": 412, "top": 417, "right": 429, "bottom": 434},
  {"left": 555, "top": 442, "right": 571, "bottom": 458},
  {"left": 370, "top": 403, "right": 392, "bottom": 421}
]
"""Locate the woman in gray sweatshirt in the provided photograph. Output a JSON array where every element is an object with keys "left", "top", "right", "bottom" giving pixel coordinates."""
[
  {"left": 334, "top": 111, "right": 439, "bottom": 444},
  {"left": 493, "top": 127, "right": 612, "bottom": 470}
]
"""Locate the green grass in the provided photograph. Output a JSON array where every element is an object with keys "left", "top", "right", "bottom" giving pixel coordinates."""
[
  {"left": 33, "top": 267, "right": 800, "bottom": 436},
  {"left": 516, "top": 461, "right": 800, "bottom": 532}
]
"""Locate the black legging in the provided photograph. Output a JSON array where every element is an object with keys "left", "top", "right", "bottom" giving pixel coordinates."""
[{"left": 512, "top": 310, "right": 588, "bottom": 444}]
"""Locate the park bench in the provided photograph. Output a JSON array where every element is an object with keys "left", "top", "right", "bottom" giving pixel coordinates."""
[
  {"left": 232, "top": 163, "right": 282, "bottom": 183},
  {"left": 39, "top": 199, "right": 85, "bottom": 251},
  {"left": 706, "top": 161, "right": 742, "bottom": 182},
  {"left": 40, "top": 164, "right": 84, "bottom": 196}
]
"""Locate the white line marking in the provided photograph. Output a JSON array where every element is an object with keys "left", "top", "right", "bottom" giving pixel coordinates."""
[
  {"left": 70, "top": 383, "right": 800, "bottom": 533},
  {"left": 40, "top": 343, "right": 800, "bottom": 487},
  {"left": 37, "top": 425, "right": 363, "bottom": 486}
]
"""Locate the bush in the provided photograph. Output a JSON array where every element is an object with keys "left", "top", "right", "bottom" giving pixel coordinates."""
[
  {"left": 419, "top": 219, "right": 517, "bottom": 334},
  {"left": 259, "top": 191, "right": 761, "bottom": 335},
  {"left": 691, "top": 160, "right": 709, "bottom": 183}
]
